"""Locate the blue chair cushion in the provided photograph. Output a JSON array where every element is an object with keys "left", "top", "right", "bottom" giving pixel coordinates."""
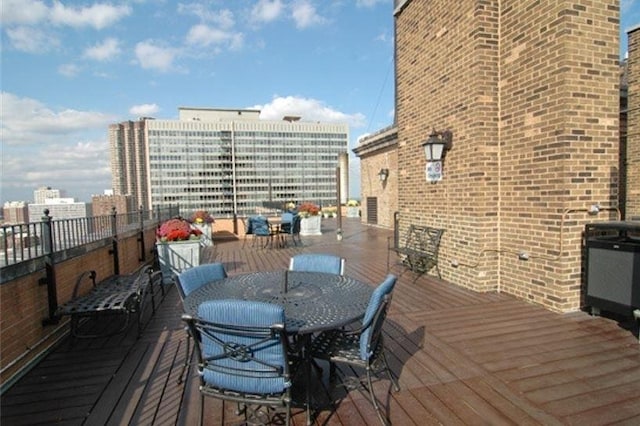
[
  {"left": 178, "top": 263, "right": 227, "bottom": 298},
  {"left": 290, "top": 254, "right": 343, "bottom": 275},
  {"left": 251, "top": 216, "right": 271, "bottom": 237},
  {"left": 197, "top": 300, "right": 289, "bottom": 394},
  {"left": 360, "top": 274, "right": 396, "bottom": 359}
]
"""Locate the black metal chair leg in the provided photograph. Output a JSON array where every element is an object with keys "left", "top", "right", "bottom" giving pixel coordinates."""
[{"left": 177, "top": 332, "right": 190, "bottom": 384}]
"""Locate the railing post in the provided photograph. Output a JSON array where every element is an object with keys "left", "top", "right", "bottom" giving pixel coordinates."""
[
  {"left": 41, "top": 209, "right": 60, "bottom": 326},
  {"left": 138, "top": 205, "right": 146, "bottom": 262},
  {"left": 110, "top": 207, "right": 120, "bottom": 275},
  {"left": 393, "top": 211, "right": 400, "bottom": 249},
  {"left": 336, "top": 166, "right": 343, "bottom": 240},
  {"left": 233, "top": 212, "right": 238, "bottom": 234}
]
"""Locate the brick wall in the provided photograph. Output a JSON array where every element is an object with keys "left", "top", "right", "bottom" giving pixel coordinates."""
[
  {"left": 354, "top": 127, "right": 398, "bottom": 229},
  {"left": 359, "top": 147, "right": 398, "bottom": 228},
  {"left": 395, "top": 0, "right": 620, "bottom": 312},
  {"left": 628, "top": 28, "right": 640, "bottom": 219}
]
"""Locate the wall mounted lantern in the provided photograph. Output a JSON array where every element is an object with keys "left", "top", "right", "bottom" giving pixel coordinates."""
[
  {"left": 422, "top": 129, "right": 453, "bottom": 182},
  {"left": 378, "top": 168, "right": 389, "bottom": 182}
]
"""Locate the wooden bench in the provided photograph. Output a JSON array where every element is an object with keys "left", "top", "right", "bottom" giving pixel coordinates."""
[
  {"left": 56, "top": 265, "right": 162, "bottom": 339},
  {"left": 387, "top": 224, "right": 444, "bottom": 278}
]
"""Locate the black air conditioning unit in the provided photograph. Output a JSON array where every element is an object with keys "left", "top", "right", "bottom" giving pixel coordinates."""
[{"left": 584, "top": 221, "right": 640, "bottom": 316}]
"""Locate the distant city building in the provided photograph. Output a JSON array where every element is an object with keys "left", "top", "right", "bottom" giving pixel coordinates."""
[
  {"left": 109, "top": 107, "right": 349, "bottom": 217},
  {"left": 28, "top": 198, "right": 87, "bottom": 222},
  {"left": 109, "top": 120, "right": 148, "bottom": 213},
  {"left": 91, "top": 193, "right": 136, "bottom": 217},
  {"left": 33, "top": 186, "right": 61, "bottom": 204},
  {"left": 3, "top": 201, "right": 29, "bottom": 225}
]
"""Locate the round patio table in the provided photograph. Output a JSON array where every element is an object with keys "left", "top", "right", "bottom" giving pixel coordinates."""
[{"left": 183, "top": 270, "right": 373, "bottom": 334}]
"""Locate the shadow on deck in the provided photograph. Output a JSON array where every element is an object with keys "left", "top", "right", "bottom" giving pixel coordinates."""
[{"left": 2, "top": 219, "right": 639, "bottom": 425}]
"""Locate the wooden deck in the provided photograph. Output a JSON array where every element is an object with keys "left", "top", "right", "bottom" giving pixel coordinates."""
[{"left": 2, "top": 219, "right": 639, "bottom": 425}]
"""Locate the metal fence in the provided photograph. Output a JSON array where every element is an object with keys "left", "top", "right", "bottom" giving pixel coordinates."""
[{"left": 1, "top": 205, "right": 180, "bottom": 268}]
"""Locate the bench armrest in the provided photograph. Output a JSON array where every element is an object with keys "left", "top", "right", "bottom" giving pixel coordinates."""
[{"left": 72, "top": 270, "right": 97, "bottom": 299}]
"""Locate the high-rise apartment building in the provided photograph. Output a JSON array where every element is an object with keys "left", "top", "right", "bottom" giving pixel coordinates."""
[
  {"left": 33, "top": 186, "right": 61, "bottom": 204},
  {"left": 109, "top": 120, "right": 149, "bottom": 212},
  {"left": 109, "top": 108, "right": 349, "bottom": 217}
]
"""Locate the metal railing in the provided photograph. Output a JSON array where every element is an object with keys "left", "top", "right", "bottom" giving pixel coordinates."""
[{"left": 1, "top": 205, "right": 180, "bottom": 268}]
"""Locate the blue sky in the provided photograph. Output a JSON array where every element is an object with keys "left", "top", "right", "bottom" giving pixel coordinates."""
[{"left": 1, "top": 0, "right": 639, "bottom": 205}]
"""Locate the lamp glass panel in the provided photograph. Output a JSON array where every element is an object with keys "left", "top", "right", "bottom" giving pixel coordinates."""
[
  {"left": 432, "top": 143, "right": 445, "bottom": 160},
  {"left": 423, "top": 144, "right": 434, "bottom": 161}
]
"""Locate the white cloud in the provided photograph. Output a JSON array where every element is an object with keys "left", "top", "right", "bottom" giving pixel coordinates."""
[
  {"left": 6, "top": 26, "right": 59, "bottom": 53},
  {"left": 8, "top": 139, "right": 112, "bottom": 201},
  {"left": 129, "top": 104, "right": 160, "bottom": 117},
  {"left": 250, "top": 0, "right": 284, "bottom": 24},
  {"left": 84, "top": 38, "right": 121, "bottom": 61},
  {"left": 58, "top": 63, "right": 81, "bottom": 77},
  {"left": 50, "top": 2, "right": 132, "bottom": 30},
  {"left": 290, "top": 0, "right": 326, "bottom": 29},
  {"left": 0, "top": 92, "right": 116, "bottom": 146},
  {"left": 186, "top": 24, "right": 243, "bottom": 50},
  {"left": 1, "top": 0, "right": 49, "bottom": 25},
  {"left": 356, "top": 0, "right": 387, "bottom": 7},
  {"left": 178, "top": 4, "right": 235, "bottom": 29},
  {"left": 252, "top": 95, "right": 365, "bottom": 127},
  {"left": 135, "top": 40, "right": 180, "bottom": 72},
  {"left": 1, "top": 93, "right": 115, "bottom": 201}
]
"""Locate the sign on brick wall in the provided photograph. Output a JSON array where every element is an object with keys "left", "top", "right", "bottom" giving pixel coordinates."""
[{"left": 426, "top": 161, "right": 442, "bottom": 182}]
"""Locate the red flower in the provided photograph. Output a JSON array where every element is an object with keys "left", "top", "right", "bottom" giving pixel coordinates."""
[
  {"left": 157, "top": 217, "right": 202, "bottom": 242},
  {"left": 298, "top": 202, "right": 320, "bottom": 217}
]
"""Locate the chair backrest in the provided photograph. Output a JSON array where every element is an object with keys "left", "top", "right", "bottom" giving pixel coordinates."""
[
  {"left": 186, "top": 300, "right": 291, "bottom": 395},
  {"left": 360, "top": 274, "right": 397, "bottom": 360},
  {"left": 244, "top": 217, "right": 254, "bottom": 235},
  {"left": 284, "top": 214, "right": 301, "bottom": 236},
  {"left": 291, "top": 214, "right": 302, "bottom": 235},
  {"left": 289, "top": 253, "right": 345, "bottom": 275},
  {"left": 176, "top": 262, "right": 227, "bottom": 301},
  {"left": 280, "top": 213, "right": 294, "bottom": 233},
  {"left": 251, "top": 216, "right": 271, "bottom": 236}
]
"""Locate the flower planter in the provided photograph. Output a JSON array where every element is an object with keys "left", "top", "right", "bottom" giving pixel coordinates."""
[
  {"left": 299, "top": 215, "right": 322, "bottom": 236},
  {"left": 192, "top": 223, "right": 213, "bottom": 246},
  {"left": 156, "top": 240, "right": 202, "bottom": 284},
  {"left": 346, "top": 206, "right": 360, "bottom": 218}
]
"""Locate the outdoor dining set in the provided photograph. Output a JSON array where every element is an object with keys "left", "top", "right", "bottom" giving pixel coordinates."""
[
  {"left": 243, "top": 213, "right": 303, "bottom": 249},
  {"left": 175, "top": 253, "right": 400, "bottom": 425}
]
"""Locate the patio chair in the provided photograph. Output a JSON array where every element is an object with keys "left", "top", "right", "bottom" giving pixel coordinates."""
[
  {"left": 280, "top": 212, "right": 294, "bottom": 233},
  {"left": 309, "top": 274, "right": 400, "bottom": 426},
  {"left": 242, "top": 216, "right": 254, "bottom": 248},
  {"left": 289, "top": 253, "right": 345, "bottom": 275},
  {"left": 176, "top": 263, "right": 228, "bottom": 384},
  {"left": 251, "top": 215, "right": 276, "bottom": 248},
  {"left": 279, "top": 214, "right": 302, "bottom": 246},
  {"left": 182, "top": 300, "right": 296, "bottom": 426}
]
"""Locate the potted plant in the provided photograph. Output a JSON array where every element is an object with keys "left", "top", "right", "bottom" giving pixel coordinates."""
[
  {"left": 156, "top": 217, "right": 203, "bottom": 283},
  {"left": 346, "top": 199, "right": 360, "bottom": 218},
  {"left": 321, "top": 206, "right": 337, "bottom": 218},
  {"left": 297, "top": 202, "right": 322, "bottom": 236},
  {"left": 189, "top": 210, "right": 215, "bottom": 246},
  {"left": 285, "top": 201, "right": 297, "bottom": 212}
]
